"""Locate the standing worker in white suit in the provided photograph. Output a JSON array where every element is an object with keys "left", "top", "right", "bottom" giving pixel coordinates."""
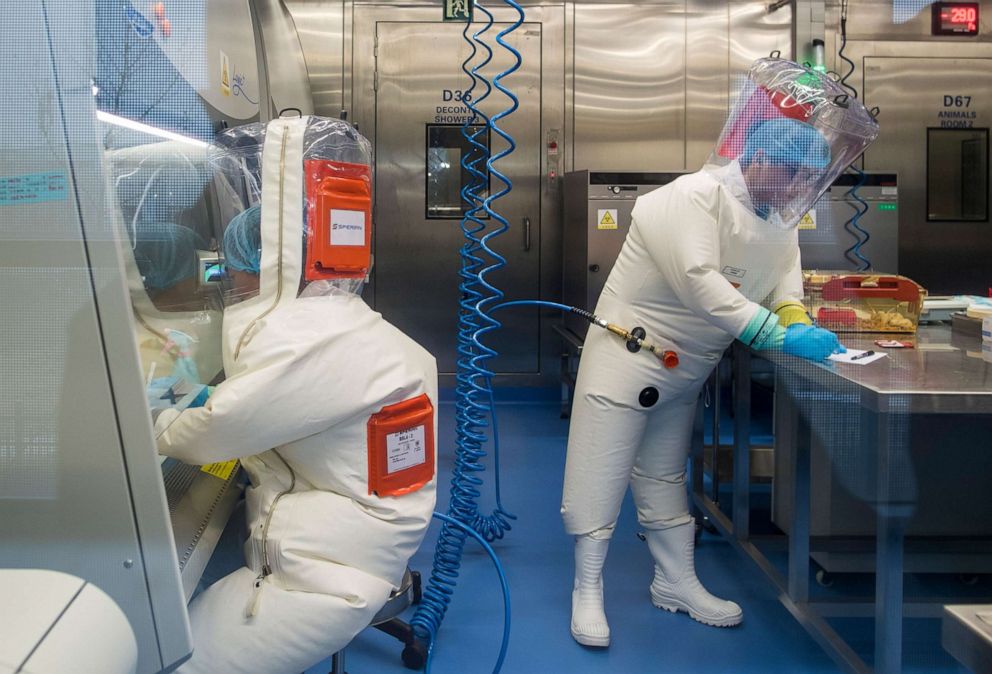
[
  {"left": 562, "top": 57, "right": 880, "bottom": 647},
  {"left": 154, "top": 117, "right": 438, "bottom": 673}
]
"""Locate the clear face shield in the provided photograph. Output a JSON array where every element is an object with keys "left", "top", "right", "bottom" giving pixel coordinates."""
[
  {"left": 706, "top": 56, "right": 880, "bottom": 229},
  {"left": 209, "top": 117, "right": 374, "bottom": 307}
]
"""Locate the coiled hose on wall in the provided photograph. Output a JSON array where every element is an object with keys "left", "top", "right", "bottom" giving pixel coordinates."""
[
  {"left": 408, "top": 4, "right": 681, "bottom": 669},
  {"left": 411, "top": 3, "right": 524, "bottom": 671},
  {"left": 838, "top": 0, "right": 872, "bottom": 271}
]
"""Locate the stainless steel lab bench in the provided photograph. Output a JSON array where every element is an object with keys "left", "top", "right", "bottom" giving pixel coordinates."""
[{"left": 691, "top": 325, "right": 992, "bottom": 674}]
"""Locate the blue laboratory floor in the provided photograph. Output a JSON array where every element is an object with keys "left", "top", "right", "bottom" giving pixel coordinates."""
[{"left": 292, "top": 394, "right": 973, "bottom": 674}]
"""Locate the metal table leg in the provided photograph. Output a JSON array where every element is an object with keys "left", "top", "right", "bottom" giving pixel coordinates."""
[
  {"left": 874, "top": 410, "right": 906, "bottom": 674},
  {"left": 732, "top": 342, "right": 752, "bottom": 542},
  {"left": 787, "top": 389, "right": 811, "bottom": 605}
]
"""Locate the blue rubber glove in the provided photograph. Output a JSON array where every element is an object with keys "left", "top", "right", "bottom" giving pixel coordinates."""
[{"left": 782, "top": 324, "right": 846, "bottom": 361}]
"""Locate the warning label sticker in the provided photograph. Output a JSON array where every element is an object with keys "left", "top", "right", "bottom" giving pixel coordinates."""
[
  {"left": 220, "top": 50, "right": 231, "bottom": 97},
  {"left": 386, "top": 426, "right": 427, "bottom": 474},
  {"left": 330, "top": 209, "right": 366, "bottom": 246},
  {"left": 201, "top": 459, "right": 238, "bottom": 481},
  {"left": 597, "top": 209, "right": 618, "bottom": 230},
  {"left": 798, "top": 210, "right": 817, "bottom": 230}
]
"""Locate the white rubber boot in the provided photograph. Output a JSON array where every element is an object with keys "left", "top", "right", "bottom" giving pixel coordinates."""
[
  {"left": 645, "top": 519, "right": 743, "bottom": 627},
  {"left": 570, "top": 534, "right": 611, "bottom": 647}
]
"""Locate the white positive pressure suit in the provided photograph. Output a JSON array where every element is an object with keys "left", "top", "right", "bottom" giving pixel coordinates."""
[
  {"left": 155, "top": 118, "right": 438, "bottom": 673},
  {"left": 562, "top": 160, "right": 803, "bottom": 535},
  {"left": 562, "top": 57, "right": 880, "bottom": 647}
]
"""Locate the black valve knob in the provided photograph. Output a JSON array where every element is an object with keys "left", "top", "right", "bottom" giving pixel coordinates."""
[{"left": 626, "top": 326, "right": 646, "bottom": 353}]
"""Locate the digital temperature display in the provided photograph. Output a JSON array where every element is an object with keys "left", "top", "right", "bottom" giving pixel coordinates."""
[{"left": 932, "top": 2, "right": 980, "bottom": 36}]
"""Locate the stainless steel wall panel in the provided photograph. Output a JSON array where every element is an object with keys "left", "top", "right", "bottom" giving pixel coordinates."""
[
  {"left": 347, "top": 4, "right": 565, "bottom": 383},
  {"left": 253, "top": 0, "right": 315, "bottom": 115},
  {"left": 863, "top": 56, "right": 992, "bottom": 294},
  {"left": 537, "top": 5, "right": 569, "bottom": 386},
  {"left": 565, "top": 3, "right": 576, "bottom": 173},
  {"left": 816, "top": 8, "right": 992, "bottom": 300},
  {"left": 792, "top": 0, "right": 825, "bottom": 64},
  {"left": 373, "top": 20, "right": 543, "bottom": 374},
  {"left": 573, "top": 3, "right": 686, "bottom": 171},
  {"left": 686, "top": 1, "right": 729, "bottom": 169},
  {"left": 729, "top": 1, "right": 793, "bottom": 82},
  {"left": 826, "top": 0, "right": 992, "bottom": 44},
  {"left": 284, "top": 1, "right": 346, "bottom": 118}
]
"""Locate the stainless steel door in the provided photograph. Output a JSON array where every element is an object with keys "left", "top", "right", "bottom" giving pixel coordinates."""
[
  {"left": 373, "top": 21, "right": 541, "bottom": 374},
  {"left": 864, "top": 57, "right": 992, "bottom": 294}
]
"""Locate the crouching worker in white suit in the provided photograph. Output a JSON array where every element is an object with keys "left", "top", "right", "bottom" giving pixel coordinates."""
[
  {"left": 561, "top": 57, "right": 880, "bottom": 647},
  {"left": 154, "top": 117, "right": 438, "bottom": 673}
]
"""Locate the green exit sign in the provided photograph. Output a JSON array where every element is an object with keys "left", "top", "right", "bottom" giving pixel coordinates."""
[
  {"left": 878, "top": 203, "right": 897, "bottom": 211},
  {"left": 444, "top": 0, "right": 473, "bottom": 21}
]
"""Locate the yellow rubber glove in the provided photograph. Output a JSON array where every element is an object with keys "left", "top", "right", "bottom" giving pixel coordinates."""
[{"left": 772, "top": 300, "right": 813, "bottom": 327}]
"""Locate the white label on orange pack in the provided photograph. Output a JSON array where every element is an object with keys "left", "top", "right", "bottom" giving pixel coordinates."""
[
  {"left": 330, "top": 209, "right": 366, "bottom": 246},
  {"left": 386, "top": 426, "right": 427, "bottom": 474}
]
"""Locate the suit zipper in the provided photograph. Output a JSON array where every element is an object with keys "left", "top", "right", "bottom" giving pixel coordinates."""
[{"left": 246, "top": 449, "right": 296, "bottom": 617}]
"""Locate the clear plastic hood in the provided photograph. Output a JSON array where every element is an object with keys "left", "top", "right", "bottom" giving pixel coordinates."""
[{"left": 705, "top": 56, "right": 880, "bottom": 229}]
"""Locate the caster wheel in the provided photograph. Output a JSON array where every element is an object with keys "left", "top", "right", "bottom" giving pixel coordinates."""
[
  {"left": 815, "top": 569, "right": 834, "bottom": 588},
  {"left": 402, "top": 640, "right": 428, "bottom": 670},
  {"left": 957, "top": 573, "right": 980, "bottom": 587}
]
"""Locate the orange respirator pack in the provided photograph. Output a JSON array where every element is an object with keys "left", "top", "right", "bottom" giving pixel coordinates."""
[
  {"left": 304, "top": 159, "right": 373, "bottom": 280},
  {"left": 367, "top": 394, "right": 435, "bottom": 498}
]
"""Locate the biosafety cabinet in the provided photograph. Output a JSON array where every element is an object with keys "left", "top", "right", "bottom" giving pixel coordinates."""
[{"left": 0, "top": 2, "right": 293, "bottom": 671}]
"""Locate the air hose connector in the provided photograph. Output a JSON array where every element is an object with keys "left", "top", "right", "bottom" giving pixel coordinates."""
[
  {"left": 603, "top": 322, "right": 679, "bottom": 368},
  {"left": 488, "top": 301, "right": 679, "bottom": 368}
]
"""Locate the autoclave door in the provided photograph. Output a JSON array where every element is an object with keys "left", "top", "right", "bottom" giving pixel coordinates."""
[{"left": 373, "top": 21, "right": 541, "bottom": 374}]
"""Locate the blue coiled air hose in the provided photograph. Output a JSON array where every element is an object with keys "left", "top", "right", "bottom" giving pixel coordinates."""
[
  {"left": 844, "top": 166, "right": 871, "bottom": 271},
  {"left": 422, "top": 512, "right": 511, "bottom": 674},
  {"left": 838, "top": 0, "right": 871, "bottom": 271},
  {"left": 410, "top": 3, "right": 524, "bottom": 671}
]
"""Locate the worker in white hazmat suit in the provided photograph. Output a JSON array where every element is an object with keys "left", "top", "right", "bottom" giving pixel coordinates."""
[
  {"left": 154, "top": 116, "right": 438, "bottom": 673},
  {"left": 562, "top": 57, "right": 879, "bottom": 647}
]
